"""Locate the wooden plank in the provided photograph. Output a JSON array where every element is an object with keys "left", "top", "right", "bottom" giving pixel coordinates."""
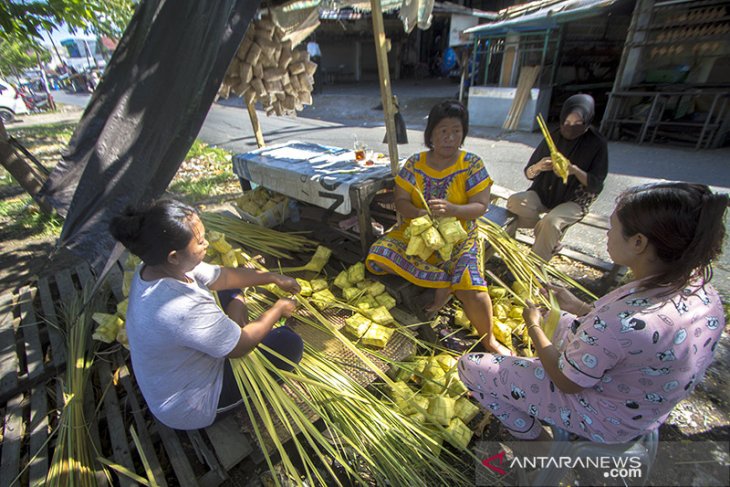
[
  {"left": 370, "top": 0, "right": 399, "bottom": 174},
  {"left": 0, "top": 394, "right": 24, "bottom": 487},
  {"left": 37, "top": 277, "right": 66, "bottom": 367},
  {"left": 514, "top": 233, "right": 616, "bottom": 272},
  {"left": 246, "top": 100, "right": 266, "bottom": 148},
  {"left": 155, "top": 421, "right": 200, "bottom": 487},
  {"left": 19, "top": 286, "right": 44, "bottom": 379},
  {"left": 75, "top": 263, "right": 95, "bottom": 292},
  {"left": 0, "top": 291, "right": 19, "bottom": 398},
  {"left": 54, "top": 268, "right": 77, "bottom": 305},
  {"left": 105, "top": 263, "right": 126, "bottom": 303},
  {"left": 580, "top": 212, "right": 610, "bottom": 230},
  {"left": 187, "top": 430, "right": 227, "bottom": 482},
  {"left": 114, "top": 354, "right": 168, "bottom": 487},
  {"left": 28, "top": 385, "right": 49, "bottom": 487},
  {"left": 204, "top": 415, "right": 253, "bottom": 470},
  {"left": 96, "top": 360, "right": 136, "bottom": 487}
]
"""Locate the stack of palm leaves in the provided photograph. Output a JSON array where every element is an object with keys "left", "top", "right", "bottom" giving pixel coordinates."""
[
  {"left": 536, "top": 113, "right": 570, "bottom": 184},
  {"left": 199, "top": 225, "right": 502, "bottom": 484},
  {"left": 237, "top": 294, "right": 480, "bottom": 486},
  {"left": 47, "top": 291, "right": 106, "bottom": 486},
  {"left": 201, "top": 212, "right": 317, "bottom": 259}
]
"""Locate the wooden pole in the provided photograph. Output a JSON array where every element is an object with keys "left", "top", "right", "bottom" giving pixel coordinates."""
[
  {"left": 36, "top": 50, "right": 56, "bottom": 111},
  {"left": 246, "top": 100, "right": 265, "bottom": 148},
  {"left": 458, "top": 49, "right": 469, "bottom": 103},
  {"left": 370, "top": 0, "right": 399, "bottom": 176},
  {"left": 0, "top": 121, "right": 52, "bottom": 213}
]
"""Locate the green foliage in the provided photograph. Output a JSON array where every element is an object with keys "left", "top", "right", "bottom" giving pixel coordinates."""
[
  {"left": 0, "top": 37, "right": 51, "bottom": 78},
  {"left": 168, "top": 141, "right": 236, "bottom": 204},
  {"left": 7, "top": 120, "right": 75, "bottom": 144},
  {"left": 0, "top": 0, "right": 137, "bottom": 42},
  {"left": 185, "top": 139, "right": 231, "bottom": 164},
  {"left": 0, "top": 196, "right": 63, "bottom": 237},
  {"left": 168, "top": 173, "right": 234, "bottom": 203}
]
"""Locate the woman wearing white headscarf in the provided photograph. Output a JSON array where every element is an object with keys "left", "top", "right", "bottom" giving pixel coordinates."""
[{"left": 507, "top": 94, "right": 609, "bottom": 261}]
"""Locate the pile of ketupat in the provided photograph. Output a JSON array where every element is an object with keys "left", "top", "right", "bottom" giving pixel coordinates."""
[
  {"left": 234, "top": 187, "right": 288, "bottom": 218},
  {"left": 91, "top": 255, "right": 138, "bottom": 349},
  {"left": 388, "top": 352, "right": 480, "bottom": 452},
  {"left": 405, "top": 214, "right": 468, "bottom": 261},
  {"left": 334, "top": 262, "right": 399, "bottom": 348}
]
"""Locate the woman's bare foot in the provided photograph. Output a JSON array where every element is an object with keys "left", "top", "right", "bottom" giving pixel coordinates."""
[
  {"left": 425, "top": 287, "right": 451, "bottom": 314},
  {"left": 482, "top": 337, "right": 513, "bottom": 356}
]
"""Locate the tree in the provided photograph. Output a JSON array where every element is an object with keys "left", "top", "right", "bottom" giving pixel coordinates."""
[
  {"left": 0, "top": 1, "right": 135, "bottom": 214},
  {"left": 0, "top": 37, "right": 51, "bottom": 79},
  {"left": 0, "top": 1, "right": 137, "bottom": 42}
]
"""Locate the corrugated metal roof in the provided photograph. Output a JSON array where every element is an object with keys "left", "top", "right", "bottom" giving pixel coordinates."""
[
  {"left": 432, "top": 1, "right": 498, "bottom": 19},
  {"left": 464, "top": 0, "right": 620, "bottom": 36}
]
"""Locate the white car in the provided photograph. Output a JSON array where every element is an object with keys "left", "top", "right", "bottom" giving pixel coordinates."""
[{"left": 0, "top": 78, "right": 30, "bottom": 123}]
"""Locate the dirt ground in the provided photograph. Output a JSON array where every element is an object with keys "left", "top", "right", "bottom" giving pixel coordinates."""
[{"left": 1, "top": 106, "right": 728, "bottom": 486}]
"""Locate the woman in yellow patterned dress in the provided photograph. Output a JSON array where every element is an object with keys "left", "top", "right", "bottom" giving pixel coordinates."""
[{"left": 366, "top": 101, "right": 510, "bottom": 355}]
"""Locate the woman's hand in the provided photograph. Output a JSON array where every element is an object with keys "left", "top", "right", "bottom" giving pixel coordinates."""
[
  {"left": 273, "top": 275, "right": 301, "bottom": 294},
  {"left": 427, "top": 198, "right": 456, "bottom": 217},
  {"left": 535, "top": 157, "right": 553, "bottom": 172},
  {"left": 275, "top": 298, "right": 297, "bottom": 317},
  {"left": 522, "top": 300, "right": 544, "bottom": 327},
  {"left": 542, "top": 283, "right": 590, "bottom": 316}
]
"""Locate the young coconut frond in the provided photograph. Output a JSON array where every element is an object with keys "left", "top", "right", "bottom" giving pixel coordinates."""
[
  {"left": 536, "top": 113, "right": 570, "bottom": 184},
  {"left": 47, "top": 290, "right": 107, "bottom": 487},
  {"left": 478, "top": 218, "right": 597, "bottom": 302},
  {"left": 201, "top": 212, "right": 317, "bottom": 259}
]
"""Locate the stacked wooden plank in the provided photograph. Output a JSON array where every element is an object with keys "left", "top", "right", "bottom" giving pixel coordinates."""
[{"left": 218, "top": 17, "right": 317, "bottom": 117}]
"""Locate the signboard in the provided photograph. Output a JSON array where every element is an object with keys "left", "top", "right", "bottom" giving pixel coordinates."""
[{"left": 449, "top": 14, "right": 479, "bottom": 46}]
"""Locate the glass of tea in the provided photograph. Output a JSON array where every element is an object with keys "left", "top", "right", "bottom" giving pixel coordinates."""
[{"left": 354, "top": 141, "right": 366, "bottom": 161}]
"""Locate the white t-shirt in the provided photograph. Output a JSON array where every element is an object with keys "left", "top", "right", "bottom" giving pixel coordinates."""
[{"left": 126, "top": 262, "right": 241, "bottom": 430}]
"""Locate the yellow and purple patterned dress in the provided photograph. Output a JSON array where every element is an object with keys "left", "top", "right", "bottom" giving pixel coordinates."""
[{"left": 366, "top": 150, "right": 492, "bottom": 292}]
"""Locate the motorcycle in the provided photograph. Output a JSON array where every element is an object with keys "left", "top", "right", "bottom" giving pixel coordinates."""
[{"left": 19, "top": 89, "right": 52, "bottom": 113}]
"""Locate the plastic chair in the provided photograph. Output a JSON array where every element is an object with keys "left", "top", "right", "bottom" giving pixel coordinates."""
[{"left": 520, "top": 426, "right": 659, "bottom": 486}]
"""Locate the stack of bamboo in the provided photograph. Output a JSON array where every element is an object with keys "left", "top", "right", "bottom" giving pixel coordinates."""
[
  {"left": 502, "top": 65, "right": 540, "bottom": 131},
  {"left": 218, "top": 17, "right": 318, "bottom": 116}
]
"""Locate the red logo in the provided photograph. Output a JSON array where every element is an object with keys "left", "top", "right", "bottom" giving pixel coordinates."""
[{"left": 482, "top": 451, "right": 507, "bottom": 475}]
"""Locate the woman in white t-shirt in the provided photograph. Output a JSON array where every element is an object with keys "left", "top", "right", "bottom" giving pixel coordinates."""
[{"left": 110, "top": 199, "right": 303, "bottom": 429}]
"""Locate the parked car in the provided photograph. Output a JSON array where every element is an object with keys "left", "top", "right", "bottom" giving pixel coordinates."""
[{"left": 0, "top": 78, "right": 30, "bottom": 123}]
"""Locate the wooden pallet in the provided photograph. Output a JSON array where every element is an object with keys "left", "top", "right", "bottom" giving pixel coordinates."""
[{"left": 0, "top": 264, "right": 254, "bottom": 487}]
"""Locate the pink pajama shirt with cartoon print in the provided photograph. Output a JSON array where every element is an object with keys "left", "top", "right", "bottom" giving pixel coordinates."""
[{"left": 458, "top": 279, "right": 725, "bottom": 444}]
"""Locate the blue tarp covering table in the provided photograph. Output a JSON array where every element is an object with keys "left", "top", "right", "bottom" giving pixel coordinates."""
[{"left": 232, "top": 140, "right": 394, "bottom": 215}]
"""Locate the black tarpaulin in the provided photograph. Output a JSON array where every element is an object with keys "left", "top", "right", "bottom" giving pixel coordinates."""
[{"left": 39, "top": 0, "right": 261, "bottom": 269}]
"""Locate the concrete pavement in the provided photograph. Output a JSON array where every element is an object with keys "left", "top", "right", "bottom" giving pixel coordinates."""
[{"left": 52, "top": 83, "right": 730, "bottom": 294}]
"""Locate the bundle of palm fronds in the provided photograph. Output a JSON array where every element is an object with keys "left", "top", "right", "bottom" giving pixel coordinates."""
[
  {"left": 46, "top": 291, "right": 107, "bottom": 487},
  {"left": 209, "top": 231, "right": 499, "bottom": 485},
  {"left": 235, "top": 296, "right": 480, "bottom": 486},
  {"left": 478, "top": 217, "right": 598, "bottom": 338},
  {"left": 201, "top": 212, "right": 317, "bottom": 259}
]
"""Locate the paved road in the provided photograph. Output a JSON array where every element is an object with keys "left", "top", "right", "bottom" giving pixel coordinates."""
[{"left": 52, "top": 84, "right": 730, "bottom": 294}]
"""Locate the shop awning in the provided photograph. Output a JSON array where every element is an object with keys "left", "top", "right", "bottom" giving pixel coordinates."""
[{"left": 464, "top": 0, "right": 620, "bottom": 37}]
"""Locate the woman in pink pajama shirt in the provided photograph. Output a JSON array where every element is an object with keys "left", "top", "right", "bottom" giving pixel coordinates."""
[{"left": 458, "top": 182, "right": 728, "bottom": 443}]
